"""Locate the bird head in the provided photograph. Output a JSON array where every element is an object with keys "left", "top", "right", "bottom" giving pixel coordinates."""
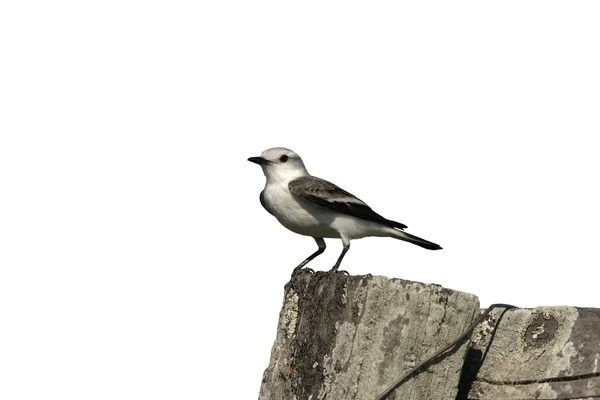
[{"left": 248, "top": 147, "right": 309, "bottom": 183}]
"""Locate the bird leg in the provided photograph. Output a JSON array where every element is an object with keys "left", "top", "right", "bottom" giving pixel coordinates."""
[
  {"left": 329, "top": 242, "right": 350, "bottom": 274},
  {"left": 292, "top": 237, "right": 326, "bottom": 275}
]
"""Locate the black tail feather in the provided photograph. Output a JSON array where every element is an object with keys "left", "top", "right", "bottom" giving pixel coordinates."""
[{"left": 393, "top": 230, "right": 442, "bottom": 250}]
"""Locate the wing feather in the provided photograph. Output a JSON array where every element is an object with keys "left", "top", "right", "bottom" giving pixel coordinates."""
[{"left": 289, "top": 176, "right": 407, "bottom": 230}]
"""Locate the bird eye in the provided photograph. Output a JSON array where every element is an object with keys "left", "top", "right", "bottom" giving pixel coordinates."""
[{"left": 279, "top": 155, "right": 289, "bottom": 162}]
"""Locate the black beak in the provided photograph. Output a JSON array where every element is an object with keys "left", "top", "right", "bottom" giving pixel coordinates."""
[{"left": 248, "top": 156, "right": 270, "bottom": 165}]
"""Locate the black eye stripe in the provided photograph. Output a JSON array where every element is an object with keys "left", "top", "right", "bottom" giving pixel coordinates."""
[{"left": 279, "top": 155, "right": 289, "bottom": 162}]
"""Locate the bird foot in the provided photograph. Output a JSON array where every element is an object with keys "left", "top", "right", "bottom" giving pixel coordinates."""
[
  {"left": 284, "top": 266, "right": 315, "bottom": 292},
  {"left": 293, "top": 265, "right": 314, "bottom": 275},
  {"left": 328, "top": 266, "right": 349, "bottom": 275}
]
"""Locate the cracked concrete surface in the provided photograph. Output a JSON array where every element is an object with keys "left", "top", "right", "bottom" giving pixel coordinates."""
[
  {"left": 259, "top": 272, "right": 600, "bottom": 400},
  {"left": 259, "top": 271, "right": 480, "bottom": 400},
  {"left": 458, "top": 307, "right": 600, "bottom": 400}
]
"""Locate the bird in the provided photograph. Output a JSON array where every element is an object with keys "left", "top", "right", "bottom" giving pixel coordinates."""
[{"left": 248, "top": 147, "right": 442, "bottom": 274}]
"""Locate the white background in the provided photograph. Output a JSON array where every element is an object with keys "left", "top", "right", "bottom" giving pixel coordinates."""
[{"left": 1, "top": 1, "right": 599, "bottom": 399}]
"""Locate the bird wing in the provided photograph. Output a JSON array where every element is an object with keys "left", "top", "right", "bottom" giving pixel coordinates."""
[{"left": 289, "top": 176, "right": 407, "bottom": 230}]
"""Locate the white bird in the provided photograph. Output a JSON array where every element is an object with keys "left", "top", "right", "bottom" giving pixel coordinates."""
[{"left": 248, "top": 147, "right": 442, "bottom": 273}]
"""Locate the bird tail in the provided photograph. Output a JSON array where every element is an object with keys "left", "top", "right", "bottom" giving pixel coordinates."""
[{"left": 389, "top": 229, "right": 442, "bottom": 250}]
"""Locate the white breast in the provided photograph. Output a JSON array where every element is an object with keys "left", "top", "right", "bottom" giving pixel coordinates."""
[
  {"left": 263, "top": 183, "right": 338, "bottom": 237},
  {"left": 262, "top": 182, "right": 394, "bottom": 240}
]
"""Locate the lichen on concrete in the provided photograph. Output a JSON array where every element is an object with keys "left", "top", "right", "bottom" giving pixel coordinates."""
[
  {"left": 280, "top": 290, "right": 299, "bottom": 339},
  {"left": 471, "top": 307, "right": 579, "bottom": 382}
]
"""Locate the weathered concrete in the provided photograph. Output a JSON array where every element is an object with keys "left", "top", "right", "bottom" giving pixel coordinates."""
[
  {"left": 458, "top": 307, "right": 600, "bottom": 400},
  {"left": 259, "top": 270, "right": 480, "bottom": 400}
]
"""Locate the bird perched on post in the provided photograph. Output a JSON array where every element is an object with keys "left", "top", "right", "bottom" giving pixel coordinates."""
[{"left": 248, "top": 147, "right": 441, "bottom": 273}]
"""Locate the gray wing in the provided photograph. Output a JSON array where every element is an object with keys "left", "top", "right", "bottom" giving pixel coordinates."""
[{"left": 289, "top": 176, "right": 407, "bottom": 230}]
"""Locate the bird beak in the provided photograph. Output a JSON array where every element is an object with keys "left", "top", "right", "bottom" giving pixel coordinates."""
[{"left": 248, "top": 156, "right": 270, "bottom": 165}]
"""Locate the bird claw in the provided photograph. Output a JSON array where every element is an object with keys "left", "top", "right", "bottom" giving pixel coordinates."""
[
  {"left": 328, "top": 266, "right": 349, "bottom": 275},
  {"left": 293, "top": 266, "right": 314, "bottom": 275},
  {"left": 284, "top": 266, "right": 315, "bottom": 292}
]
